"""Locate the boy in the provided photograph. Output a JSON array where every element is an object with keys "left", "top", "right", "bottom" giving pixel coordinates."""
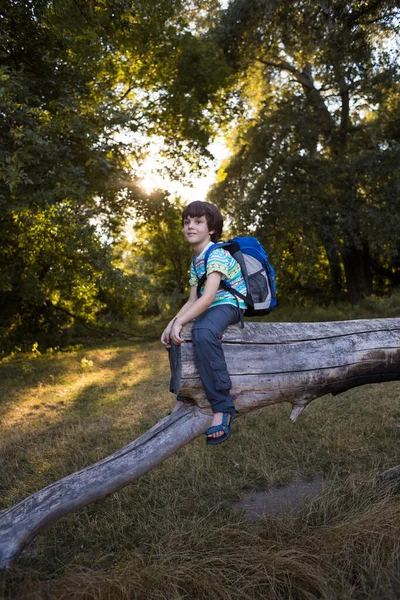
[{"left": 161, "top": 201, "right": 247, "bottom": 445}]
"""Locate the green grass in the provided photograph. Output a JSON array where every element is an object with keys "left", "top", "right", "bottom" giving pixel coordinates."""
[{"left": 0, "top": 304, "right": 400, "bottom": 599}]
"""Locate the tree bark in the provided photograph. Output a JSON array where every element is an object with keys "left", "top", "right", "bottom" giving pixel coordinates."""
[
  {"left": 341, "top": 243, "right": 374, "bottom": 303},
  {"left": 1, "top": 318, "right": 399, "bottom": 569}
]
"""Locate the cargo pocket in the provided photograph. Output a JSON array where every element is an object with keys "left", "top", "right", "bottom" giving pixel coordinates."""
[{"left": 210, "top": 359, "right": 232, "bottom": 391}]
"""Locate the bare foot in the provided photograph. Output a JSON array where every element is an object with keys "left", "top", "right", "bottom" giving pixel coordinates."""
[
  {"left": 207, "top": 412, "right": 231, "bottom": 439},
  {"left": 171, "top": 400, "right": 185, "bottom": 413}
]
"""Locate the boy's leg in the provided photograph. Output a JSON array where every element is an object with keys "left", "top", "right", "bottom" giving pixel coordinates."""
[
  {"left": 171, "top": 394, "right": 186, "bottom": 412},
  {"left": 192, "top": 304, "right": 240, "bottom": 421},
  {"left": 168, "top": 348, "right": 188, "bottom": 412}
]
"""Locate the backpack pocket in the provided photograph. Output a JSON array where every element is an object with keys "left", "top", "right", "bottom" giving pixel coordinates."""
[{"left": 248, "top": 270, "right": 269, "bottom": 304}]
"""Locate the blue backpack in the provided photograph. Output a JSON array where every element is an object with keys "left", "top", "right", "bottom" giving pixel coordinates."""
[{"left": 194, "top": 236, "right": 277, "bottom": 317}]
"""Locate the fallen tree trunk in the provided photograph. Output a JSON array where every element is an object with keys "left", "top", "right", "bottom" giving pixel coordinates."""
[
  {"left": 171, "top": 319, "right": 400, "bottom": 421},
  {"left": 1, "top": 318, "right": 400, "bottom": 569}
]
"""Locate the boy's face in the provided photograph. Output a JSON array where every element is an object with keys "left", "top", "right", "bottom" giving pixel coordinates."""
[{"left": 182, "top": 215, "right": 214, "bottom": 248}]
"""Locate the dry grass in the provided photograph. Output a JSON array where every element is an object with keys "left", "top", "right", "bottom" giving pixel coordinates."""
[{"left": 0, "top": 333, "right": 400, "bottom": 599}]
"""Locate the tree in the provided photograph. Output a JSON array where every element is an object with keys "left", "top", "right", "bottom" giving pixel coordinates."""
[
  {"left": 208, "top": 0, "right": 400, "bottom": 303},
  {"left": 0, "top": 0, "right": 225, "bottom": 346},
  {"left": 0, "top": 0, "right": 142, "bottom": 346},
  {"left": 121, "top": 193, "right": 193, "bottom": 316}
]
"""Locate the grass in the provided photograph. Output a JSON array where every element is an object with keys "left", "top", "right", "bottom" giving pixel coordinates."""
[{"left": 0, "top": 303, "right": 400, "bottom": 599}]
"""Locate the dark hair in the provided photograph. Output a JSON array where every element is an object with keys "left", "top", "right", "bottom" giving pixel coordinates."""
[{"left": 182, "top": 201, "right": 223, "bottom": 242}]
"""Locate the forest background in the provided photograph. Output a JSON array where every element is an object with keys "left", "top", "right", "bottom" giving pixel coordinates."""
[{"left": 1, "top": 0, "right": 399, "bottom": 353}]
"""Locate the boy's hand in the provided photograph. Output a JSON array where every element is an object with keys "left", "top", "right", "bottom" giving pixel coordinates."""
[
  {"left": 171, "top": 319, "right": 185, "bottom": 345},
  {"left": 161, "top": 324, "right": 173, "bottom": 347}
]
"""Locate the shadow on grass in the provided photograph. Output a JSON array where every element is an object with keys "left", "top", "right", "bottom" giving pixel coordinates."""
[
  {"left": 0, "top": 342, "right": 167, "bottom": 417},
  {"left": 0, "top": 342, "right": 172, "bottom": 509}
]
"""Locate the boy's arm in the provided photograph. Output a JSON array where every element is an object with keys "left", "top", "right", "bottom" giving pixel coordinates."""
[
  {"left": 170, "top": 272, "right": 222, "bottom": 344},
  {"left": 160, "top": 286, "right": 198, "bottom": 346}
]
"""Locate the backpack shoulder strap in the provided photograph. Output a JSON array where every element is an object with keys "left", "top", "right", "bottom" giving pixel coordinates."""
[
  {"left": 194, "top": 242, "right": 228, "bottom": 298},
  {"left": 192, "top": 253, "right": 199, "bottom": 278}
]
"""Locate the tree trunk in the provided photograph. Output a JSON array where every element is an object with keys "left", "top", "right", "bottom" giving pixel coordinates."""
[
  {"left": 172, "top": 319, "right": 400, "bottom": 419},
  {"left": 322, "top": 239, "right": 344, "bottom": 297},
  {"left": 1, "top": 318, "right": 399, "bottom": 569},
  {"left": 341, "top": 242, "right": 373, "bottom": 303}
]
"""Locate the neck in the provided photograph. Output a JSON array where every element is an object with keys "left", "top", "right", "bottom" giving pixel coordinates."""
[{"left": 192, "top": 239, "right": 212, "bottom": 256}]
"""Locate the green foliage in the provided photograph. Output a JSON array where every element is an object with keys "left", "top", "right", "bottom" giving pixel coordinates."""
[
  {"left": 120, "top": 194, "right": 192, "bottom": 316},
  {"left": 0, "top": 0, "right": 238, "bottom": 349},
  {"left": 0, "top": 202, "right": 141, "bottom": 351},
  {"left": 0, "top": 0, "right": 144, "bottom": 349},
  {"left": 0, "top": 1, "right": 139, "bottom": 212},
  {"left": 209, "top": 0, "right": 400, "bottom": 303},
  {"left": 1, "top": 0, "right": 399, "bottom": 349}
]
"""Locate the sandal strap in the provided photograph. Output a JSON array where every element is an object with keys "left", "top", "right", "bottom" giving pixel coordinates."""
[
  {"left": 205, "top": 413, "right": 232, "bottom": 436},
  {"left": 221, "top": 413, "right": 232, "bottom": 426},
  {"left": 205, "top": 424, "right": 229, "bottom": 435}
]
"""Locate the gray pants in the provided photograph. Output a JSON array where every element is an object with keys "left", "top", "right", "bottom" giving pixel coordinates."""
[{"left": 178, "top": 304, "right": 241, "bottom": 416}]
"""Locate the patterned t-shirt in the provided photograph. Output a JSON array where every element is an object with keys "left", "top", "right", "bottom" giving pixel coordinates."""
[{"left": 189, "top": 241, "right": 247, "bottom": 310}]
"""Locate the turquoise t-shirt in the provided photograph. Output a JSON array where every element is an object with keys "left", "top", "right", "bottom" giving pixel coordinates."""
[{"left": 190, "top": 242, "right": 247, "bottom": 310}]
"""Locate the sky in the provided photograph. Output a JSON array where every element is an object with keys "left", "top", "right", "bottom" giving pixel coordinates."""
[{"left": 136, "top": 136, "right": 230, "bottom": 203}]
